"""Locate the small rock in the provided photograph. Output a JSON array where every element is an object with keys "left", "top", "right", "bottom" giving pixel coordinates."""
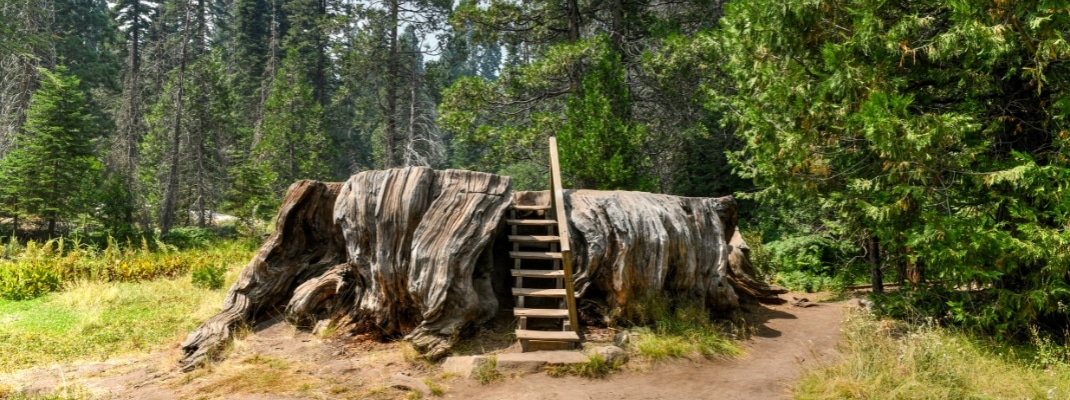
[
  {"left": 496, "top": 351, "right": 589, "bottom": 374},
  {"left": 589, "top": 346, "right": 628, "bottom": 365},
  {"left": 613, "top": 331, "right": 630, "bottom": 347},
  {"left": 441, "top": 355, "right": 490, "bottom": 379},
  {"left": 791, "top": 297, "right": 817, "bottom": 308},
  {"left": 845, "top": 298, "right": 873, "bottom": 312},
  {"left": 312, "top": 319, "right": 332, "bottom": 336},
  {"left": 388, "top": 373, "right": 430, "bottom": 395}
]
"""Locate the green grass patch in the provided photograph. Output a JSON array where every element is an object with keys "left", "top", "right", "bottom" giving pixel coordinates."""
[
  {"left": 620, "top": 295, "right": 743, "bottom": 361},
  {"left": 793, "top": 311, "right": 1070, "bottom": 399},
  {"left": 545, "top": 354, "right": 620, "bottom": 379},
  {"left": 474, "top": 356, "right": 502, "bottom": 385},
  {"left": 0, "top": 246, "right": 248, "bottom": 372}
]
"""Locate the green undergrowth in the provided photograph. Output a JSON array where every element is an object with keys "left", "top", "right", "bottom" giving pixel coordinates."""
[
  {"left": 0, "top": 235, "right": 256, "bottom": 300},
  {"left": 0, "top": 240, "right": 250, "bottom": 372},
  {"left": 618, "top": 295, "right": 743, "bottom": 361},
  {"left": 793, "top": 311, "right": 1070, "bottom": 399}
]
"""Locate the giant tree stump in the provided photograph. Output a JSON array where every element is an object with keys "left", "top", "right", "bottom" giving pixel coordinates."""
[{"left": 180, "top": 167, "right": 781, "bottom": 370}]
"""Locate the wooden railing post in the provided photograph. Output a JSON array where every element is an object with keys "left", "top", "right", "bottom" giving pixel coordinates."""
[{"left": 548, "top": 137, "right": 580, "bottom": 333}]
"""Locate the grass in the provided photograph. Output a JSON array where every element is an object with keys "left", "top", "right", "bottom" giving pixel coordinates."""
[
  {"left": 0, "top": 239, "right": 252, "bottom": 372},
  {"left": 422, "top": 378, "right": 445, "bottom": 396},
  {"left": 545, "top": 354, "right": 620, "bottom": 379},
  {"left": 793, "top": 311, "right": 1070, "bottom": 399},
  {"left": 474, "top": 356, "right": 502, "bottom": 384},
  {"left": 0, "top": 385, "right": 94, "bottom": 400},
  {"left": 0, "top": 235, "right": 256, "bottom": 300},
  {"left": 193, "top": 354, "right": 315, "bottom": 397},
  {"left": 620, "top": 296, "right": 743, "bottom": 361}
]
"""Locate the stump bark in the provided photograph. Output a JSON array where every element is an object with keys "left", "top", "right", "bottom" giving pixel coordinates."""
[
  {"left": 180, "top": 180, "right": 346, "bottom": 370},
  {"left": 180, "top": 168, "right": 511, "bottom": 369},
  {"left": 180, "top": 168, "right": 781, "bottom": 369}
]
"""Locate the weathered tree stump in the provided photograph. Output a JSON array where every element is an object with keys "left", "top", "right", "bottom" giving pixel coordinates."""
[
  {"left": 180, "top": 168, "right": 511, "bottom": 369},
  {"left": 180, "top": 168, "right": 781, "bottom": 370},
  {"left": 180, "top": 180, "right": 346, "bottom": 371}
]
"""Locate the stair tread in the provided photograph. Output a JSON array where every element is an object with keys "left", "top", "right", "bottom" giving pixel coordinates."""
[
  {"left": 511, "top": 269, "right": 564, "bottom": 278},
  {"left": 508, "top": 235, "right": 561, "bottom": 243},
  {"left": 510, "top": 251, "right": 563, "bottom": 260},
  {"left": 506, "top": 219, "right": 558, "bottom": 226},
  {"left": 512, "top": 288, "right": 567, "bottom": 297},
  {"left": 512, "top": 205, "right": 552, "bottom": 211},
  {"left": 513, "top": 308, "right": 569, "bottom": 318},
  {"left": 516, "top": 329, "right": 581, "bottom": 342}
]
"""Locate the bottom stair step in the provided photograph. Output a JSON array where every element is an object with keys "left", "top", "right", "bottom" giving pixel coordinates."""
[
  {"left": 514, "top": 308, "right": 569, "bottom": 318},
  {"left": 516, "top": 329, "right": 581, "bottom": 342}
]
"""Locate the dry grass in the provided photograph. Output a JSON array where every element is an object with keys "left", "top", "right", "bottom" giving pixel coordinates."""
[
  {"left": 193, "top": 355, "right": 314, "bottom": 397},
  {"left": 793, "top": 311, "right": 1070, "bottom": 399}
]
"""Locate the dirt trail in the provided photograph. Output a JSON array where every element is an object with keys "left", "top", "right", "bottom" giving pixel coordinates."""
[
  {"left": 1, "top": 296, "right": 844, "bottom": 400},
  {"left": 448, "top": 296, "right": 844, "bottom": 400}
]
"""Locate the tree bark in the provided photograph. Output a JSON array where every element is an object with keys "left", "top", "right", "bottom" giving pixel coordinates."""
[
  {"left": 181, "top": 168, "right": 781, "bottom": 369},
  {"left": 181, "top": 168, "right": 511, "bottom": 368},
  {"left": 180, "top": 180, "right": 346, "bottom": 371},
  {"left": 160, "top": 0, "right": 193, "bottom": 235},
  {"left": 869, "top": 234, "right": 883, "bottom": 293}
]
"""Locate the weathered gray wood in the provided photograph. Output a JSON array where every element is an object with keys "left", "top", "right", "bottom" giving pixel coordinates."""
[
  {"left": 518, "top": 190, "right": 752, "bottom": 316},
  {"left": 181, "top": 168, "right": 782, "bottom": 370},
  {"left": 335, "top": 167, "right": 513, "bottom": 359},
  {"left": 179, "top": 180, "right": 346, "bottom": 371},
  {"left": 727, "top": 228, "right": 789, "bottom": 304}
]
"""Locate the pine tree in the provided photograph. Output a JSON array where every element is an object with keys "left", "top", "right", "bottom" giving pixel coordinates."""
[
  {"left": 0, "top": 67, "right": 100, "bottom": 237},
  {"left": 716, "top": 0, "right": 1070, "bottom": 334},
  {"left": 256, "top": 49, "right": 330, "bottom": 195}
]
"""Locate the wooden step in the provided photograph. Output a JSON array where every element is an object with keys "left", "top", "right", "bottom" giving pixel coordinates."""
[
  {"left": 509, "top": 251, "right": 562, "bottom": 260},
  {"left": 511, "top": 269, "right": 565, "bottom": 278},
  {"left": 508, "top": 235, "right": 561, "bottom": 243},
  {"left": 516, "top": 329, "right": 581, "bottom": 342},
  {"left": 511, "top": 205, "right": 552, "bottom": 211},
  {"left": 506, "top": 219, "right": 557, "bottom": 226},
  {"left": 512, "top": 288, "right": 567, "bottom": 298},
  {"left": 514, "top": 308, "right": 569, "bottom": 318}
]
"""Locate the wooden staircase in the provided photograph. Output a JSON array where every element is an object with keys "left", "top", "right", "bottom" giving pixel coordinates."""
[{"left": 508, "top": 137, "right": 581, "bottom": 352}]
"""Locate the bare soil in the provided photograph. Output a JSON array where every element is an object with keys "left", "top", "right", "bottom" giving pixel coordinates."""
[{"left": 0, "top": 293, "right": 844, "bottom": 400}]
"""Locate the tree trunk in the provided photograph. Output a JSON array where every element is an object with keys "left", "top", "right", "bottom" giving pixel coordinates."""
[
  {"left": 869, "top": 234, "right": 883, "bottom": 293},
  {"left": 180, "top": 168, "right": 781, "bottom": 370},
  {"left": 161, "top": 0, "right": 193, "bottom": 235},
  {"left": 180, "top": 180, "right": 347, "bottom": 370},
  {"left": 383, "top": 0, "right": 399, "bottom": 169}
]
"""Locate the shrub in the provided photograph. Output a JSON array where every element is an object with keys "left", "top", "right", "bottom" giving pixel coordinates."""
[
  {"left": 0, "top": 259, "right": 62, "bottom": 300},
  {"left": 192, "top": 264, "right": 227, "bottom": 290},
  {"left": 160, "top": 227, "right": 218, "bottom": 249}
]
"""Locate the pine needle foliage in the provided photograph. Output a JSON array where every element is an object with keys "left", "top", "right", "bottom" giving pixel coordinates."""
[
  {"left": 715, "top": 0, "right": 1070, "bottom": 336},
  {"left": 0, "top": 67, "right": 100, "bottom": 237}
]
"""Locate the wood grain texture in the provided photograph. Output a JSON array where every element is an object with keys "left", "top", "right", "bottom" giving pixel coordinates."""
[
  {"left": 180, "top": 180, "right": 346, "bottom": 371},
  {"left": 334, "top": 168, "right": 513, "bottom": 359},
  {"left": 181, "top": 169, "right": 780, "bottom": 370}
]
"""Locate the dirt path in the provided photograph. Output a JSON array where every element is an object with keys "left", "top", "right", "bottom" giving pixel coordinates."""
[
  {"left": 447, "top": 296, "right": 844, "bottom": 400},
  {"left": 1, "top": 296, "right": 844, "bottom": 399}
]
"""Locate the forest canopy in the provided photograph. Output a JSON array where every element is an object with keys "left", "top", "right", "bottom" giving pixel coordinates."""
[{"left": 0, "top": 0, "right": 1068, "bottom": 335}]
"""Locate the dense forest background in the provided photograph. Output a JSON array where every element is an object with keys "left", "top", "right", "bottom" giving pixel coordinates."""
[{"left": 1, "top": 0, "right": 1069, "bottom": 336}]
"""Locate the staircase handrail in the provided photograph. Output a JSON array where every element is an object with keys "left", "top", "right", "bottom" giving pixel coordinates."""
[{"left": 548, "top": 137, "right": 580, "bottom": 333}]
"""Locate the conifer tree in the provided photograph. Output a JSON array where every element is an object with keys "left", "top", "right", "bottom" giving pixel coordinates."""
[
  {"left": 0, "top": 67, "right": 100, "bottom": 236},
  {"left": 256, "top": 49, "right": 330, "bottom": 195}
]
